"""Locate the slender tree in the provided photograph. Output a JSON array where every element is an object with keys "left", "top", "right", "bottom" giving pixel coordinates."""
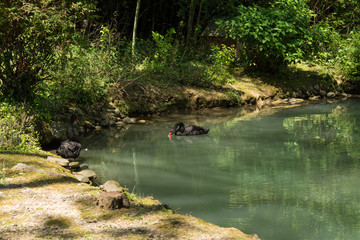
[
  {"left": 132, "top": 0, "right": 141, "bottom": 55},
  {"left": 186, "top": 0, "right": 197, "bottom": 44}
]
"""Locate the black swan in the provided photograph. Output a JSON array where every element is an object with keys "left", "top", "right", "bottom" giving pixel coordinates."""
[
  {"left": 168, "top": 122, "right": 210, "bottom": 140},
  {"left": 56, "top": 114, "right": 81, "bottom": 159}
]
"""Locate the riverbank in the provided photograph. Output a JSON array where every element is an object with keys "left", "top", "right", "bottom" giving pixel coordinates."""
[
  {"left": 0, "top": 153, "right": 259, "bottom": 240},
  {"left": 43, "top": 63, "right": 348, "bottom": 147},
  {"left": 0, "top": 63, "right": 351, "bottom": 240}
]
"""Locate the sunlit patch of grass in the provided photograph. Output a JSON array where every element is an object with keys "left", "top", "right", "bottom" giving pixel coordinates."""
[
  {"left": 0, "top": 212, "right": 12, "bottom": 222},
  {"left": 134, "top": 196, "right": 160, "bottom": 206},
  {"left": 44, "top": 216, "right": 72, "bottom": 229},
  {"left": 0, "top": 154, "right": 79, "bottom": 187}
]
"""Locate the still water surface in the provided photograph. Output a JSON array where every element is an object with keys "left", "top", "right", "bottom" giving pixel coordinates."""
[{"left": 79, "top": 99, "right": 360, "bottom": 240}]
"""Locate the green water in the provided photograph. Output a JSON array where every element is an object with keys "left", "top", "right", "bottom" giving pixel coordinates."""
[{"left": 79, "top": 99, "right": 360, "bottom": 240}]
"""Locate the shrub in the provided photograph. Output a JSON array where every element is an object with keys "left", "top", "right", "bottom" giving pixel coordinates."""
[
  {"left": 137, "top": 29, "right": 235, "bottom": 87},
  {"left": 210, "top": 44, "right": 236, "bottom": 69},
  {"left": 39, "top": 44, "right": 112, "bottom": 107},
  {"left": 0, "top": 0, "right": 96, "bottom": 102},
  {"left": 217, "top": 0, "right": 326, "bottom": 72},
  {"left": 0, "top": 103, "right": 41, "bottom": 153},
  {"left": 338, "top": 31, "right": 360, "bottom": 82}
]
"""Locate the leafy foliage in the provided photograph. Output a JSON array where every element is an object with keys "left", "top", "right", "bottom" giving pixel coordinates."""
[
  {"left": 218, "top": 0, "right": 325, "bottom": 72},
  {"left": 0, "top": 103, "right": 41, "bottom": 153},
  {"left": 136, "top": 29, "right": 234, "bottom": 87},
  {"left": 210, "top": 44, "right": 236, "bottom": 68},
  {"left": 338, "top": 31, "right": 360, "bottom": 82},
  {"left": 0, "top": 0, "right": 96, "bottom": 101},
  {"left": 148, "top": 28, "right": 178, "bottom": 73},
  {"left": 39, "top": 43, "right": 113, "bottom": 108},
  {"left": 308, "top": 0, "right": 360, "bottom": 33}
]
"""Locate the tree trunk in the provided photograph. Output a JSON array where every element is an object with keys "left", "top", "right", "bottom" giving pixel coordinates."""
[
  {"left": 186, "top": 0, "right": 197, "bottom": 44},
  {"left": 132, "top": 0, "right": 141, "bottom": 55}
]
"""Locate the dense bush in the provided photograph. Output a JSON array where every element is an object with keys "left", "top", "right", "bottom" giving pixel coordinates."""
[
  {"left": 39, "top": 44, "right": 113, "bottom": 107},
  {"left": 217, "top": 0, "right": 326, "bottom": 72},
  {"left": 315, "top": 29, "right": 360, "bottom": 83},
  {"left": 0, "top": 0, "right": 96, "bottom": 101},
  {"left": 135, "top": 29, "right": 235, "bottom": 87},
  {"left": 0, "top": 103, "right": 41, "bottom": 153},
  {"left": 338, "top": 31, "right": 360, "bottom": 82}
]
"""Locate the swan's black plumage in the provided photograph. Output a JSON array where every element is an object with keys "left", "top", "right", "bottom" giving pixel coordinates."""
[
  {"left": 168, "top": 122, "right": 209, "bottom": 140},
  {"left": 56, "top": 114, "right": 81, "bottom": 159}
]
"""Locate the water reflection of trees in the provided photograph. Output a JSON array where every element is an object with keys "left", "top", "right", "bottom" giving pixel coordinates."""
[
  {"left": 79, "top": 100, "right": 360, "bottom": 240},
  {"left": 219, "top": 101, "right": 360, "bottom": 240}
]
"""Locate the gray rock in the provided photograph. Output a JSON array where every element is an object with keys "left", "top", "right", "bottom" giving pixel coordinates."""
[
  {"left": 256, "top": 98, "right": 264, "bottom": 109},
  {"left": 76, "top": 169, "right": 97, "bottom": 179},
  {"left": 115, "top": 121, "right": 125, "bottom": 127},
  {"left": 97, "top": 192, "right": 130, "bottom": 210},
  {"left": 114, "top": 108, "right": 122, "bottom": 117},
  {"left": 79, "top": 164, "right": 89, "bottom": 170},
  {"left": 123, "top": 117, "right": 136, "bottom": 124},
  {"left": 74, "top": 174, "right": 90, "bottom": 183},
  {"left": 326, "top": 92, "right": 336, "bottom": 98},
  {"left": 69, "top": 161, "right": 80, "bottom": 168},
  {"left": 271, "top": 99, "right": 286, "bottom": 106},
  {"left": 288, "top": 98, "right": 304, "bottom": 104},
  {"left": 50, "top": 121, "right": 68, "bottom": 141},
  {"left": 84, "top": 121, "right": 96, "bottom": 129},
  {"left": 100, "top": 119, "right": 110, "bottom": 127},
  {"left": 309, "top": 96, "right": 320, "bottom": 101},
  {"left": 47, "top": 156, "right": 69, "bottom": 167},
  {"left": 292, "top": 91, "right": 300, "bottom": 98},
  {"left": 70, "top": 107, "right": 85, "bottom": 116},
  {"left": 137, "top": 119, "right": 147, "bottom": 124},
  {"left": 100, "top": 180, "right": 126, "bottom": 193},
  {"left": 11, "top": 163, "right": 39, "bottom": 172},
  {"left": 319, "top": 90, "right": 327, "bottom": 97}
]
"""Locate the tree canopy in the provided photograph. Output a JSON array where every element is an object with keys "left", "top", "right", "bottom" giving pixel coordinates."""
[{"left": 0, "top": 0, "right": 360, "bottom": 104}]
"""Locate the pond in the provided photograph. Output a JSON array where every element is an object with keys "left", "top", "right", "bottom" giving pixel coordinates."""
[{"left": 78, "top": 99, "right": 360, "bottom": 240}]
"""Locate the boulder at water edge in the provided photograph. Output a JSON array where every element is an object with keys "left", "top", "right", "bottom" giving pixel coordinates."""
[
  {"left": 100, "top": 180, "right": 127, "bottom": 193},
  {"left": 97, "top": 192, "right": 130, "bottom": 210}
]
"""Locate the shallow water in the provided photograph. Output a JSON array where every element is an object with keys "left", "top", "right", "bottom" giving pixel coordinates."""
[{"left": 79, "top": 99, "right": 360, "bottom": 240}]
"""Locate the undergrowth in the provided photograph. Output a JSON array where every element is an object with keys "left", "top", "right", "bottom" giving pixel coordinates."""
[{"left": 0, "top": 102, "right": 42, "bottom": 153}]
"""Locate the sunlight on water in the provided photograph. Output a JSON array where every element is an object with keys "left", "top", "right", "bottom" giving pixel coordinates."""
[{"left": 79, "top": 99, "right": 360, "bottom": 240}]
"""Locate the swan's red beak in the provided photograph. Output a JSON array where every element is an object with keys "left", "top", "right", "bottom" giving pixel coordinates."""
[{"left": 168, "top": 132, "right": 172, "bottom": 140}]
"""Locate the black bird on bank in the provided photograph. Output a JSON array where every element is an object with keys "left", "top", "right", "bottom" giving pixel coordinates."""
[
  {"left": 56, "top": 114, "right": 82, "bottom": 159},
  {"left": 168, "top": 122, "right": 210, "bottom": 140}
]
